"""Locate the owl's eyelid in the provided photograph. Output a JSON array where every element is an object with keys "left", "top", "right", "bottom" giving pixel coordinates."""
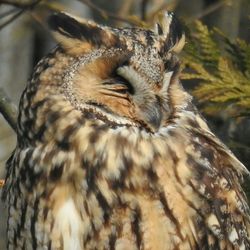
[
  {"left": 115, "top": 75, "right": 135, "bottom": 95},
  {"left": 102, "top": 75, "right": 135, "bottom": 95},
  {"left": 102, "top": 78, "right": 128, "bottom": 88}
]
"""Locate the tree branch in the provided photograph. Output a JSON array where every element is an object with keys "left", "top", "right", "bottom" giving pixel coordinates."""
[
  {"left": 0, "top": 7, "right": 17, "bottom": 19},
  {"left": 141, "top": 0, "right": 149, "bottom": 21},
  {"left": 0, "top": 88, "right": 18, "bottom": 132},
  {"left": 0, "top": 0, "right": 43, "bottom": 30},
  {"left": 187, "top": 0, "right": 230, "bottom": 23},
  {"left": 77, "top": 0, "right": 139, "bottom": 25},
  {"left": 0, "top": 0, "right": 41, "bottom": 8},
  {"left": 0, "top": 9, "right": 24, "bottom": 30}
]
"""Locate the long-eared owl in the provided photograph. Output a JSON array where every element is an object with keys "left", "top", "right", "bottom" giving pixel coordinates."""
[{"left": 2, "top": 11, "right": 250, "bottom": 250}]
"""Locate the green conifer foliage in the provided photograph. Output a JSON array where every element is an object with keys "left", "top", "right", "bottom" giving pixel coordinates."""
[{"left": 182, "top": 21, "right": 250, "bottom": 117}]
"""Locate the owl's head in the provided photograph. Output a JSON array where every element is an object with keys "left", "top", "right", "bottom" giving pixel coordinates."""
[{"left": 48, "top": 12, "right": 187, "bottom": 132}]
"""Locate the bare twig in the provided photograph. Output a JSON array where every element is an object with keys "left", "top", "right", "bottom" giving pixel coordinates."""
[
  {"left": 117, "top": 0, "right": 133, "bottom": 18},
  {"left": 0, "top": 9, "right": 24, "bottom": 30},
  {"left": 0, "top": 88, "right": 18, "bottom": 132},
  {"left": 0, "top": 0, "right": 40, "bottom": 8},
  {"left": 0, "top": 7, "right": 17, "bottom": 19},
  {"left": 0, "top": 0, "right": 43, "bottom": 30},
  {"left": 187, "top": 0, "right": 229, "bottom": 23},
  {"left": 141, "top": 0, "right": 149, "bottom": 21},
  {"left": 77, "top": 0, "right": 137, "bottom": 25}
]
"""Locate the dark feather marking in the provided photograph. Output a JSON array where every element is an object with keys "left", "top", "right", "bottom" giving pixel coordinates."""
[
  {"left": 188, "top": 119, "right": 202, "bottom": 131},
  {"left": 48, "top": 240, "right": 52, "bottom": 250},
  {"left": 6, "top": 205, "right": 11, "bottom": 248},
  {"left": 28, "top": 170, "right": 44, "bottom": 190},
  {"left": 35, "top": 123, "right": 47, "bottom": 142},
  {"left": 83, "top": 159, "right": 112, "bottom": 224},
  {"left": 31, "top": 99, "right": 48, "bottom": 112},
  {"left": 31, "top": 199, "right": 39, "bottom": 250},
  {"left": 84, "top": 201, "right": 90, "bottom": 216},
  {"left": 188, "top": 180, "right": 212, "bottom": 202},
  {"left": 96, "top": 190, "right": 111, "bottom": 224},
  {"left": 22, "top": 241, "right": 26, "bottom": 250},
  {"left": 145, "top": 30, "right": 155, "bottom": 46},
  {"left": 56, "top": 139, "right": 70, "bottom": 151},
  {"left": 19, "top": 149, "right": 44, "bottom": 189},
  {"left": 56, "top": 122, "right": 81, "bottom": 151},
  {"left": 1, "top": 152, "right": 15, "bottom": 201},
  {"left": 16, "top": 200, "right": 28, "bottom": 240},
  {"left": 156, "top": 23, "right": 163, "bottom": 35},
  {"left": 191, "top": 136, "right": 215, "bottom": 164},
  {"left": 48, "top": 12, "right": 122, "bottom": 48},
  {"left": 43, "top": 206, "right": 49, "bottom": 220},
  {"left": 20, "top": 149, "right": 33, "bottom": 182},
  {"left": 161, "top": 13, "right": 184, "bottom": 53},
  {"left": 108, "top": 233, "right": 117, "bottom": 250},
  {"left": 13, "top": 229, "right": 17, "bottom": 248},
  {"left": 131, "top": 206, "right": 142, "bottom": 249},
  {"left": 47, "top": 110, "right": 62, "bottom": 124},
  {"left": 177, "top": 184, "right": 204, "bottom": 216},
  {"left": 167, "top": 146, "right": 181, "bottom": 183},
  {"left": 159, "top": 191, "right": 184, "bottom": 240},
  {"left": 101, "top": 91, "right": 130, "bottom": 100},
  {"left": 147, "top": 167, "right": 159, "bottom": 183},
  {"left": 186, "top": 153, "right": 214, "bottom": 180},
  {"left": 89, "top": 124, "right": 109, "bottom": 144},
  {"left": 84, "top": 159, "right": 98, "bottom": 193},
  {"left": 84, "top": 220, "right": 100, "bottom": 247},
  {"left": 48, "top": 13, "right": 84, "bottom": 40},
  {"left": 49, "top": 163, "right": 64, "bottom": 181},
  {"left": 108, "top": 136, "right": 132, "bottom": 190},
  {"left": 110, "top": 154, "right": 133, "bottom": 190}
]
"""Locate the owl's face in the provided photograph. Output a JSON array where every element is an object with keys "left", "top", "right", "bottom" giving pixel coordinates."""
[{"left": 48, "top": 12, "right": 185, "bottom": 132}]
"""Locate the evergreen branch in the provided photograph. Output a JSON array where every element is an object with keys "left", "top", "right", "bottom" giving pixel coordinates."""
[{"left": 183, "top": 21, "right": 250, "bottom": 118}]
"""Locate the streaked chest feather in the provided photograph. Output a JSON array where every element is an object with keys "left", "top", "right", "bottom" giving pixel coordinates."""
[
  {"left": 3, "top": 10, "right": 250, "bottom": 250},
  {"left": 38, "top": 124, "right": 210, "bottom": 249},
  {"left": 5, "top": 111, "right": 250, "bottom": 249}
]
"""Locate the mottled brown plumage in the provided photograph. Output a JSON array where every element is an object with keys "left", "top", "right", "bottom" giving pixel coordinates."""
[{"left": 2, "top": 11, "right": 250, "bottom": 250}]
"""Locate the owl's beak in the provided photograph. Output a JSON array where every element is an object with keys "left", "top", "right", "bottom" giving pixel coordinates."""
[{"left": 139, "top": 100, "right": 163, "bottom": 132}]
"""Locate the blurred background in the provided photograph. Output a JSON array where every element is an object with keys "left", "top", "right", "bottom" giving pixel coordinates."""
[{"left": 0, "top": 0, "right": 249, "bottom": 248}]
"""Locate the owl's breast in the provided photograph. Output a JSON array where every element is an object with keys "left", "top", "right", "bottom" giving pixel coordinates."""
[{"left": 45, "top": 124, "right": 201, "bottom": 249}]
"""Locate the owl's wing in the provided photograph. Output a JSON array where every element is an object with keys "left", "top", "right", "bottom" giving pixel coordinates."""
[
  {"left": 1, "top": 149, "right": 15, "bottom": 202},
  {"left": 187, "top": 126, "right": 250, "bottom": 249}
]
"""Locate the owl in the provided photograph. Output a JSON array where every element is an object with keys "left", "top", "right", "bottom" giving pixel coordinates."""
[{"left": 2, "top": 11, "right": 250, "bottom": 250}]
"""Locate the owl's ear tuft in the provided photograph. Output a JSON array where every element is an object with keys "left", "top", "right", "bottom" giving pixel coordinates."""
[
  {"left": 156, "top": 12, "right": 185, "bottom": 54},
  {"left": 48, "top": 12, "right": 123, "bottom": 55},
  {"left": 48, "top": 12, "right": 85, "bottom": 40}
]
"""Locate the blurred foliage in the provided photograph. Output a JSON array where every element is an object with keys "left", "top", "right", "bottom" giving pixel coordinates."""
[
  {"left": 182, "top": 21, "right": 250, "bottom": 117},
  {"left": 180, "top": 20, "right": 250, "bottom": 200}
]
